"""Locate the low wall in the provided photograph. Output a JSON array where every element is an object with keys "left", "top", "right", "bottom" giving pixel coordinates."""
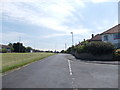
[{"left": 74, "top": 52, "right": 114, "bottom": 61}]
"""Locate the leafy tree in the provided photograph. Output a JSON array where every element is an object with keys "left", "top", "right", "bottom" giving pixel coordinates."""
[
  {"left": 8, "top": 43, "right": 14, "bottom": 52},
  {"left": 13, "top": 42, "right": 26, "bottom": 53},
  {"left": 8, "top": 43, "right": 13, "bottom": 47},
  {"left": 26, "top": 47, "right": 32, "bottom": 52},
  {"left": 61, "top": 50, "right": 65, "bottom": 53}
]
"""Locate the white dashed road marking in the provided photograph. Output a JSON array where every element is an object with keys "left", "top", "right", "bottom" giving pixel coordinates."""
[
  {"left": 68, "top": 60, "right": 72, "bottom": 75},
  {"left": 68, "top": 59, "right": 78, "bottom": 88}
]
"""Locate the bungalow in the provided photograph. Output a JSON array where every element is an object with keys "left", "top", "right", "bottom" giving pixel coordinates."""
[
  {"left": 101, "top": 24, "right": 120, "bottom": 48},
  {"left": 0, "top": 44, "right": 11, "bottom": 52},
  {"left": 88, "top": 24, "right": 120, "bottom": 48},
  {"left": 89, "top": 34, "right": 102, "bottom": 42}
]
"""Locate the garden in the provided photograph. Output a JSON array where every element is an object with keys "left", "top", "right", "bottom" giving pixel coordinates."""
[{"left": 66, "top": 41, "right": 120, "bottom": 61}]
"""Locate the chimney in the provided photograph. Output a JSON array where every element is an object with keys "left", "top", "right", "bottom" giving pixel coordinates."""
[
  {"left": 92, "top": 34, "right": 94, "bottom": 38},
  {"left": 84, "top": 39, "right": 85, "bottom": 42}
]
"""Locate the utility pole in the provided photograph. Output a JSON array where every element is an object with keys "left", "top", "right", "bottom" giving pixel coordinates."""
[
  {"left": 34, "top": 43, "right": 35, "bottom": 53},
  {"left": 65, "top": 43, "right": 67, "bottom": 50},
  {"left": 55, "top": 43, "right": 57, "bottom": 53},
  {"left": 70, "top": 32, "right": 74, "bottom": 46},
  {"left": 19, "top": 36, "right": 21, "bottom": 53}
]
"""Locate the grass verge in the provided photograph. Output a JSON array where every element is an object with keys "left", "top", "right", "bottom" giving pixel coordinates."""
[{"left": 1, "top": 53, "right": 56, "bottom": 73}]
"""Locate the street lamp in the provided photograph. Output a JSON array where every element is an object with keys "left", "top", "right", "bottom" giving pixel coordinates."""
[
  {"left": 65, "top": 43, "right": 67, "bottom": 50},
  {"left": 70, "top": 32, "right": 74, "bottom": 46}
]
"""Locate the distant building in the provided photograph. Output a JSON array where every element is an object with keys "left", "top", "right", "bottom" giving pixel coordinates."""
[
  {"left": 101, "top": 24, "right": 120, "bottom": 48},
  {"left": 30, "top": 50, "right": 33, "bottom": 53},
  {"left": 0, "top": 44, "right": 11, "bottom": 52}
]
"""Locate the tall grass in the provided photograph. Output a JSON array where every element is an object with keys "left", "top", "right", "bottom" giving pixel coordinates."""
[{"left": 1, "top": 53, "right": 55, "bottom": 73}]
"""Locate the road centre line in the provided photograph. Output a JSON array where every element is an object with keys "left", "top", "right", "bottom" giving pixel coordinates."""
[
  {"left": 68, "top": 60, "right": 72, "bottom": 75},
  {"left": 68, "top": 60, "right": 77, "bottom": 88}
]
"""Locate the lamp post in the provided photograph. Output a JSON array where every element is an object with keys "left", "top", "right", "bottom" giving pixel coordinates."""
[
  {"left": 65, "top": 43, "right": 66, "bottom": 50},
  {"left": 70, "top": 32, "right": 74, "bottom": 46}
]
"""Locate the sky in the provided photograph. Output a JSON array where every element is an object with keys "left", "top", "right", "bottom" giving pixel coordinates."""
[{"left": 0, "top": 0, "right": 119, "bottom": 51}]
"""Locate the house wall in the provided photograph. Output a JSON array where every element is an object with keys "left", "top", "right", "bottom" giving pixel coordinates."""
[{"left": 102, "top": 33, "right": 120, "bottom": 48}]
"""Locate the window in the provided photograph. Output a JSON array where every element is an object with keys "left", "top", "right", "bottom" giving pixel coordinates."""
[
  {"left": 114, "top": 33, "right": 120, "bottom": 39},
  {"left": 104, "top": 35, "right": 108, "bottom": 41}
]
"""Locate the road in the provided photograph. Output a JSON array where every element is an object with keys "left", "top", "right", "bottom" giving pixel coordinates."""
[{"left": 2, "top": 54, "right": 118, "bottom": 88}]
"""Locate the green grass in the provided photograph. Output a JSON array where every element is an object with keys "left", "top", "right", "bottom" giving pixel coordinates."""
[{"left": 1, "top": 53, "right": 56, "bottom": 73}]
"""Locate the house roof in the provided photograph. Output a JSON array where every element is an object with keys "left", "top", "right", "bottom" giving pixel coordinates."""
[
  {"left": 101, "top": 24, "right": 120, "bottom": 34},
  {"left": 89, "top": 34, "right": 102, "bottom": 41},
  {"left": 0, "top": 44, "right": 11, "bottom": 49}
]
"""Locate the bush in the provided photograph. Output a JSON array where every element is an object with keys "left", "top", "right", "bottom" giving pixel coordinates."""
[
  {"left": 66, "top": 45, "right": 76, "bottom": 54},
  {"left": 88, "top": 42, "right": 115, "bottom": 55},
  {"left": 76, "top": 45, "right": 86, "bottom": 53},
  {"left": 114, "top": 53, "right": 120, "bottom": 60},
  {"left": 77, "top": 41, "right": 115, "bottom": 55},
  {"left": 26, "top": 47, "right": 32, "bottom": 52},
  {"left": 2, "top": 48, "right": 7, "bottom": 53},
  {"left": 114, "top": 49, "right": 120, "bottom": 60},
  {"left": 116, "top": 49, "right": 120, "bottom": 54}
]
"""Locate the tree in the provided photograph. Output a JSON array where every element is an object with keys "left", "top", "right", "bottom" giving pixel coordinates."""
[
  {"left": 13, "top": 42, "right": 26, "bottom": 53},
  {"left": 26, "top": 47, "right": 32, "bottom": 52},
  {"left": 8, "top": 43, "right": 14, "bottom": 52},
  {"left": 8, "top": 43, "right": 12, "bottom": 46},
  {"left": 61, "top": 50, "right": 65, "bottom": 53}
]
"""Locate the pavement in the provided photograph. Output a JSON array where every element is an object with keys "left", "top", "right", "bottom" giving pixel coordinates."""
[
  {"left": 66, "top": 54, "right": 119, "bottom": 65},
  {"left": 2, "top": 54, "right": 119, "bottom": 88}
]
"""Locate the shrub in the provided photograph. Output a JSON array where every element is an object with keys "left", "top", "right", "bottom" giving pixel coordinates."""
[
  {"left": 114, "top": 53, "right": 120, "bottom": 60},
  {"left": 88, "top": 42, "right": 115, "bottom": 55},
  {"left": 76, "top": 45, "right": 86, "bottom": 53},
  {"left": 116, "top": 49, "right": 120, "bottom": 54},
  {"left": 66, "top": 45, "right": 77, "bottom": 54},
  {"left": 2, "top": 48, "right": 7, "bottom": 53},
  {"left": 77, "top": 41, "right": 115, "bottom": 55}
]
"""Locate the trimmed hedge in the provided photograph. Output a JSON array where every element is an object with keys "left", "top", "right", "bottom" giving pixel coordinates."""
[
  {"left": 71, "top": 42, "right": 115, "bottom": 55},
  {"left": 84, "top": 42, "right": 115, "bottom": 55},
  {"left": 114, "top": 49, "right": 120, "bottom": 60},
  {"left": 67, "top": 41, "right": 118, "bottom": 60}
]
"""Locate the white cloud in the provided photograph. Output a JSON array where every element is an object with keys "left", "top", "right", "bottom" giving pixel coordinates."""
[
  {"left": 2, "top": 0, "right": 86, "bottom": 34},
  {"left": 42, "top": 33, "right": 68, "bottom": 38},
  {"left": 42, "top": 25, "right": 91, "bottom": 38},
  {"left": 70, "top": 27, "right": 90, "bottom": 35},
  {"left": 1, "top": 0, "right": 36, "bottom": 2},
  {"left": 93, "top": 19, "right": 118, "bottom": 35},
  {"left": 1, "top": 0, "right": 118, "bottom": 51},
  {"left": 91, "top": 0, "right": 119, "bottom": 3}
]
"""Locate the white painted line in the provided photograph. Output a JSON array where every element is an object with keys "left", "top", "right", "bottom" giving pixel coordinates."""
[{"left": 68, "top": 60, "right": 72, "bottom": 75}]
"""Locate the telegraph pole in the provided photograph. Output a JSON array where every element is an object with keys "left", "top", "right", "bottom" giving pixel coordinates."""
[
  {"left": 19, "top": 36, "right": 21, "bottom": 53},
  {"left": 65, "top": 43, "right": 67, "bottom": 50},
  {"left": 70, "top": 32, "right": 74, "bottom": 46},
  {"left": 34, "top": 43, "right": 35, "bottom": 52}
]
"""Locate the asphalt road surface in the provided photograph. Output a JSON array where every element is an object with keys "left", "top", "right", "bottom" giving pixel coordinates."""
[{"left": 2, "top": 54, "right": 118, "bottom": 88}]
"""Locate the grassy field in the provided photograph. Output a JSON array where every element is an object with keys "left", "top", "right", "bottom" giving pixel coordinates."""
[{"left": 1, "top": 53, "right": 55, "bottom": 73}]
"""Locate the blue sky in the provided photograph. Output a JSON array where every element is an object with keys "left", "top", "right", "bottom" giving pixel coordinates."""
[{"left": 1, "top": 0, "right": 119, "bottom": 51}]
